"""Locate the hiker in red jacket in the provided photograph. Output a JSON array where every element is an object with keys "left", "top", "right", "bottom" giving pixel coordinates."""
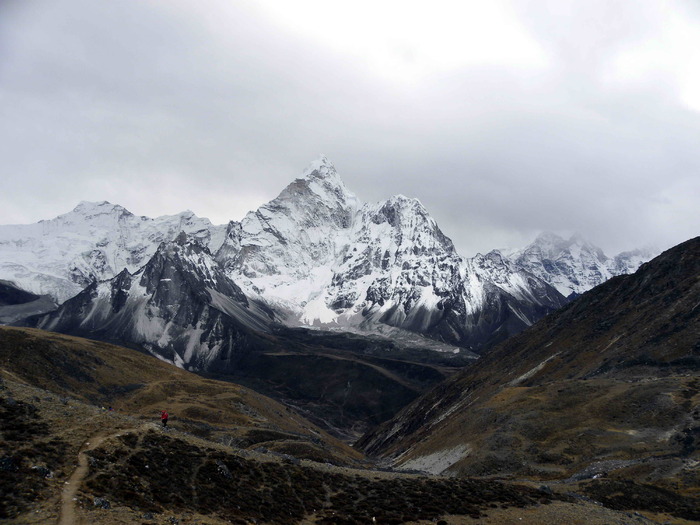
[{"left": 161, "top": 409, "right": 169, "bottom": 428}]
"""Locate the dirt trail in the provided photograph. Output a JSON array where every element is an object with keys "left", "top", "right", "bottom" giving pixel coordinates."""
[
  {"left": 58, "top": 433, "right": 110, "bottom": 525},
  {"left": 58, "top": 424, "right": 152, "bottom": 525}
]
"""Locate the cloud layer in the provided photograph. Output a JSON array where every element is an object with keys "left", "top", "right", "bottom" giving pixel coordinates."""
[{"left": 1, "top": 0, "right": 698, "bottom": 256}]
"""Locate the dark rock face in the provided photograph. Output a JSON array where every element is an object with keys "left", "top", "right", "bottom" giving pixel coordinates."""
[
  {"left": 29, "top": 239, "right": 271, "bottom": 372},
  {"left": 0, "top": 281, "right": 40, "bottom": 306},
  {"left": 0, "top": 281, "right": 56, "bottom": 325}
]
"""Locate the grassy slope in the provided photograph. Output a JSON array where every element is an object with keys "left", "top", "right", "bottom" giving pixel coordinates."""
[
  {"left": 0, "top": 327, "right": 565, "bottom": 524},
  {"left": 2, "top": 327, "right": 698, "bottom": 524}
]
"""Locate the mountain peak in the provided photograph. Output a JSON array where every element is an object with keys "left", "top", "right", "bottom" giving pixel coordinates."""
[
  {"left": 533, "top": 231, "right": 565, "bottom": 245},
  {"left": 568, "top": 232, "right": 595, "bottom": 248},
  {"left": 387, "top": 194, "right": 421, "bottom": 206},
  {"left": 377, "top": 195, "right": 430, "bottom": 220},
  {"left": 303, "top": 154, "right": 335, "bottom": 175},
  {"left": 271, "top": 156, "right": 358, "bottom": 210},
  {"left": 74, "top": 200, "right": 113, "bottom": 210},
  {"left": 71, "top": 201, "right": 132, "bottom": 217},
  {"left": 300, "top": 155, "right": 346, "bottom": 188}
]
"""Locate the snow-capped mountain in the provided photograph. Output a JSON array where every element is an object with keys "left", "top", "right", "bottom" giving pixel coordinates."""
[
  {"left": 607, "top": 247, "right": 659, "bottom": 277},
  {"left": 4, "top": 157, "right": 657, "bottom": 355},
  {"left": 217, "top": 156, "right": 361, "bottom": 307},
  {"left": 358, "top": 238, "right": 699, "bottom": 479},
  {"left": 0, "top": 201, "right": 227, "bottom": 302},
  {"left": 28, "top": 157, "right": 566, "bottom": 359},
  {"left": 505, "top": 232, "right": 658, "bottom": 298},
  {"left": 215, "top": 156, "right": 568, "bottom": 350},
  {"left": 34, "top": 234, "right": 274, "bottom": 370}
]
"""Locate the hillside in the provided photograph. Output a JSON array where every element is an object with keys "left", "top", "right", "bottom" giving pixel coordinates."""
[
  {"left": 359, "top": 237, "right": 700, "bottom": 515},
  {"left": 2, "top": 327, "right": 691, "bottom": 524},
  {"left": 0, "top": 327, "right": 361, "bottom": 465},
  {"left": 23, "top": 233, "right": 469, "bottom": 440}
]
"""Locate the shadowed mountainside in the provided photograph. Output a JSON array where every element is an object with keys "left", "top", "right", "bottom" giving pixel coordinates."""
[
  {"left": 0, "top": 280, "right": 56, "bottom": 324},
  {"left": 25, "top": 258, "right": 464, "bottom": 442},
  {"left": 359, "top": 237, "right": 700, "bottom": 502},
  {"left": 22, "top": 235, "right": 468, "bottom": 441},
  {"left": 221, "top": 326, "right": 467, "bottom": 440}
]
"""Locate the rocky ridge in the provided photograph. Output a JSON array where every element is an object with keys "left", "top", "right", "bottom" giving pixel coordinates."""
[
  {"left": 218, "top": 156, "right": 569, "bottom": 350},
  {"left": 34, "top": 234, "right": 274, "bottom": 371}
]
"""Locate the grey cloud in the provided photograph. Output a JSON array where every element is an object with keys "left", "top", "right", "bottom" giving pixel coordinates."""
[{"left": 0, "top": 0, "right": 698, "bottom": 259}]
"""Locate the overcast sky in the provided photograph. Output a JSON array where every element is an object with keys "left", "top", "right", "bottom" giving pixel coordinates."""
[{"left": 1, "top": 0, "right": 699, "bottom": 257}]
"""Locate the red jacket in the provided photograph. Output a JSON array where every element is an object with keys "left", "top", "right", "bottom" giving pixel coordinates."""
[{"left": 161, "top": 411, "right": 168, "bottom": 420}]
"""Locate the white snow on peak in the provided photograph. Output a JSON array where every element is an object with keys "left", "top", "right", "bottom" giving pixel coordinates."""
[
  {"left": 297, "top": 155, "right": 357, "bottom": 202},
  {"left": 0, "top": 204, "right": 227, "bottom": 302},
  {"left": 386, "top": 194, "right": 421, "bottom": 205},
  {"left": 507, "top": 231, "right": 657, "bottom": 297},
  {"left": 224, "top": 160, "right": 468, "bottom": 330},
  {"left": 220, "top": 158, "right": 564, "bottom": 336},
  {"left": 302, "top": 154, "right": 335, "bottom": 177},
  {"left": 1, "top": 157, "right": 657, "bottom": 345}
]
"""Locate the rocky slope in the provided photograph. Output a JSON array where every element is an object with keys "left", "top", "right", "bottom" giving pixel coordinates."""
[
  {"left": 0, "top": 326, "right": 355, "bottom": 462},
  {"left": 26, "top": 236, "right": 460, "bottom": 439},
  {"left": 31, "top": 234, "right": 273, "bottom": 371},
  {"left": 358, "top": 237, "right": 700, "bottom": 501}
]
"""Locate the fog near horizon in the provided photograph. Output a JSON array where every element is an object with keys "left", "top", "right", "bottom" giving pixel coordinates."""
[{"left": 1, "top": 0, "right": 699, "bottom": 257}]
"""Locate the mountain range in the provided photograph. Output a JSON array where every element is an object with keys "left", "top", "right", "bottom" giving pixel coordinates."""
[
  {"left": 1, "top": 157, "right": 654, "bottom": 356},
  {"left": 1, "top": 237, "right": 697, "bottom": 523},
  {"left": 506, "top": 231, "right": 656, "bottom": 298},
  {"left": 1, "top": 157, "right": 697, "bottom": 523}
]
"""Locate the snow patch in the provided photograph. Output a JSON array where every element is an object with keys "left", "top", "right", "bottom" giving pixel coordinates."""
[
  {"left": 509, "top": 352, "right": 561, "bottom": 386},
  {"left": 400, "top": 444, "right": 471, "bottom": 475},
  {"left": 300, "top": 295, "right": 338, "bottom": 325}
]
